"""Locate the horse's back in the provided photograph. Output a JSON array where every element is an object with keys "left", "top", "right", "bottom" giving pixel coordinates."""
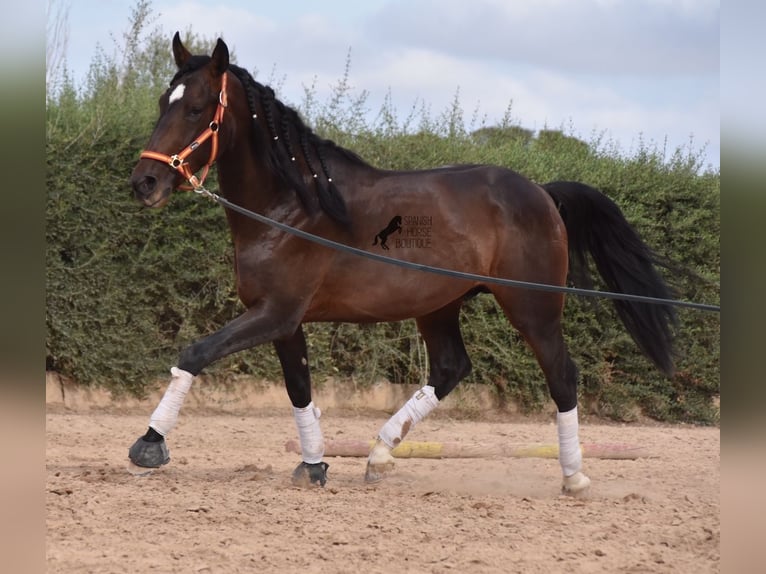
[
  {"left": 374, "top": 163, "right": 555, "bottom": 211},
  {"left": 402, "top": 164, "right": 565, "bottom": 243}
]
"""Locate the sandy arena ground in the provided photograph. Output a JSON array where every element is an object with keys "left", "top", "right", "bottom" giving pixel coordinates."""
[{"left": 46, "top": 396, "right": 719, "bottom": 574}]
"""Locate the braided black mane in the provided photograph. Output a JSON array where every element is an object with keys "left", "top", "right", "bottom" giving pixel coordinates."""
[{"left": 230, "top": 64, "right": 364, "bottom": 225}]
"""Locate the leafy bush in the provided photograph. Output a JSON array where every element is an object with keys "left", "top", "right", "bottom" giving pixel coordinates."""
[{"left": 46, "top": 3, "right": 719, "bottom": 422}]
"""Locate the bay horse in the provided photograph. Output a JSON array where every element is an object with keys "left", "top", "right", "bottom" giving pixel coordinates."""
[{"left": 128, "top": 34, "right": 676, "bottom": 493}]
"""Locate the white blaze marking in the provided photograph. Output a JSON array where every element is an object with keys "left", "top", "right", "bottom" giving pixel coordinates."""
[{"left": 169, "top": 83, "right": 185, "bottom": 105}]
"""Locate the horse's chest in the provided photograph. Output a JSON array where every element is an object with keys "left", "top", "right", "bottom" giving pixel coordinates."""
[{"left": 232, "top": 245, "right": 279, "bottom": 297}]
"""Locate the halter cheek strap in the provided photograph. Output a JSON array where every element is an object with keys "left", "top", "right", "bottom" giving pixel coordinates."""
[{"left": 140, "top": 73, "right": 229, "bottom": 190}]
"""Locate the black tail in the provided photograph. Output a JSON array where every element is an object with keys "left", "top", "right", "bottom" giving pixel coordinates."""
[{"left": 542, "top": 181, "right": 678, "bottom": 376}]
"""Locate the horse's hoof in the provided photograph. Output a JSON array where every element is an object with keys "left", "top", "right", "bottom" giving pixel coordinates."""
[
  {"left": 364, "top": 460, "right": 396, "bottom": 484},
  {"left": 128, "top": 436, "right": 170, "bottom": 473},
  {"left": 365, "top": 438, "right": 396, "bottom": 483},
  {"left": 561, "top": 471, "right": 591, "bottom": 496},
  {"left": 291, "top": 461, "right": 329, "bottom": 487}
]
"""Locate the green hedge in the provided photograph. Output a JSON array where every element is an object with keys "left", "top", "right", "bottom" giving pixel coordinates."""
[{"left": 46, "top": 15, "right": 719, "bottom": 422}]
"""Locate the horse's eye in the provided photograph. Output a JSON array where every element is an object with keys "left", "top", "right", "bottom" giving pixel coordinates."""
[{"left": 188, "top": 108, "right": 204, "bottom": 119}]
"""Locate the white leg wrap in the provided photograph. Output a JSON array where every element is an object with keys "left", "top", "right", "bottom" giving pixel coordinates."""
[
  {"left": 378, "top": 385, "right": 439, "bottom": 448},
  {"left": 149, "top": 367, "right": 194, "bottom": 437},
  {"left": 293, "top": 402, "right": 324, "bottom": 464},
  {"left": 557, "top": 406, "right": 582, "bottom": 477}
]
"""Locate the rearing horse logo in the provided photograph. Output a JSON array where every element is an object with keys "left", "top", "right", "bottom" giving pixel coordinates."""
[{"left": 373, "top": 215, "right": 402, "bottom": 250}]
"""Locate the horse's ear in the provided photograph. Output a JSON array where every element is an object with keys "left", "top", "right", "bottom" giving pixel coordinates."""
[
  {"left": 210, "top": 38, "right": 230, "bottom": 77},
  {"left": 172, "top": 31, "right": 192, "bottom": 69}
]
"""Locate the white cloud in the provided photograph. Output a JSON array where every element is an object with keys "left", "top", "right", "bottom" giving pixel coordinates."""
[
  {"left": 367, "top": 0, "right": 719, "bottom": 75},
  {"left": 59, "top": 0, "right": 719, "bottom": 169},
  {"left": 156, "top": 2, "right": 363, "bottom": 85},
  {"left": 155, "top": 1, "right": 275, "bottom": 41}
]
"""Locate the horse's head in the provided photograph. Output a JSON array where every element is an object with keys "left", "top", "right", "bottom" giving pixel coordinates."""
[{"left": 130, "top": 33, "right": 231, "bottom": 207}]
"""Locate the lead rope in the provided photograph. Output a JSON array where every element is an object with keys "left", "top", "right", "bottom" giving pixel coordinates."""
[{"left": 190, "top": 184, "right": 720, "bottom": 313}]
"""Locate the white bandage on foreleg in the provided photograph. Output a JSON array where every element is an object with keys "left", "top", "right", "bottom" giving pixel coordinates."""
[
  {"left": 293, "top": 402, "right": 324, "bottom": 464},
  {"left": 149, "top": 367, "right": 194, "bottom": 437},
  {"left": 557, "top": 406, "right": 582, "bottom": 477},
  {"left": 378, "top": 385, "right": 439, "bottom": 448}
]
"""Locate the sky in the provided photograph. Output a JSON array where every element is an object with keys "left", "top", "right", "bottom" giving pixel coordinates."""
[{"left": 56, "top": 0, "right": 720, "bottom": 171}]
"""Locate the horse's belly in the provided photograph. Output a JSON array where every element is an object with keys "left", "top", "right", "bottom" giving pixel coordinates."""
[{"left": 303, "top": 270, "right": 474, "bottom": 323}]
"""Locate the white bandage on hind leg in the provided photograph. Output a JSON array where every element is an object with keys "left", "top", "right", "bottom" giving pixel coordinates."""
[
  {"left": 149, "top": 367, "right": 194, "bottom": 437},
  {"left": 557, "top": 406, "right": 583, "bottom": 477},
  {"left": 378, "top": 385, "right": 439, "bottom": 448},
  {"left": 293, "top": 402, "right": 325, "bottom": 464}
]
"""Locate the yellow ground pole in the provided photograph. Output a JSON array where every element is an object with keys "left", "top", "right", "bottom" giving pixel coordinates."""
[{"left": 284, "top": 439, "right": 650, "bottom": 459}]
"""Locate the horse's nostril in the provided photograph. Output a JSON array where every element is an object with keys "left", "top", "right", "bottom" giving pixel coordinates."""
[{"left": 132, "top": 175, "right": 158, "bottom": 197}]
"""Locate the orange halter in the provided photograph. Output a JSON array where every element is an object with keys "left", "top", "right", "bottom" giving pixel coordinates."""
[{"left": 139, "top": 73, "right": 229, "bottom": 190}]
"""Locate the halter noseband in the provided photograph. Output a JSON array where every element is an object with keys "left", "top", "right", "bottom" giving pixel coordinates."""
[{"left": 140, "top": 73, "right": 229, "bottom": 190}]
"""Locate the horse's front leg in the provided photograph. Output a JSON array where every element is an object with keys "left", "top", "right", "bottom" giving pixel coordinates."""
[
  {"left": 127, "top": 302, "right": 300, "bottom": 474},
  {"left": 274, "top": 326, "right": 328, "bottom": 487}
]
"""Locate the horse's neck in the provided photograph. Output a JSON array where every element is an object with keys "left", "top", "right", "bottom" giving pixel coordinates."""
[
  {"left": 216, "top": 139, "right": 276, "bottom": 211},
  {"left": 216, "top": 138, "right": 314, "bottom": 239}
]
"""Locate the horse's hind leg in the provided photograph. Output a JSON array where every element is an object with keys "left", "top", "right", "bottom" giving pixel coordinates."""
[
  {"left": 366, "top": 301, "right": 471, "bottom": 482},
  {"left": 493, "top": 289, "right": 591, "bottom": 495},
  {"left": 274, "top": 326, "right": 328, "bottom": 487}
]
